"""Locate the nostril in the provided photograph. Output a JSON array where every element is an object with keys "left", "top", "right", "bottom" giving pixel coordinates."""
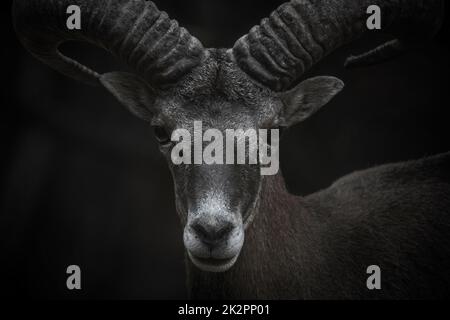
[
  {"left": 192, "top": 223, "right": 210, "bottom": 241},
  {"left": 216, "top": 223, "right": 233, "bottom": 240},
  {"left": 191, "top": 220, "right": 234, "bottom": 244}
]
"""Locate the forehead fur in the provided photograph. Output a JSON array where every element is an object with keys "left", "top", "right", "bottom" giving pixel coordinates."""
[
  {"left": 153, "top": 49, "right": 282, "bottom": 129},
  {"left": 170, "top": 49, "right": 275, "bottom": 107}
]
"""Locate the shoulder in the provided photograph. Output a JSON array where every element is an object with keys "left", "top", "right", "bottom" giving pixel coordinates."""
[
  {"left": 305, "top": 151, "right": 450, "bottom": 218},
  {"left": 329, "top": 151, "right": 449, "bottom": 194}
]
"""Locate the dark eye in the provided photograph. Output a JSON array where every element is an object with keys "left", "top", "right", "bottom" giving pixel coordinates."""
[{"left": 153, "top": 126, "right": 171, "bottom": 145}]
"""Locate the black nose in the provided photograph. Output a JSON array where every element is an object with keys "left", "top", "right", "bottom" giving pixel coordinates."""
[{"left": 191, "top": 218, "right": 234, "bottom": 245}]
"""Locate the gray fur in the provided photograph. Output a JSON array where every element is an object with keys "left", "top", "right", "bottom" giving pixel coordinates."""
[
  {"left": 188, "top": 152, "right": 450, "bottom": 299},
  {"left": 89, "top": 51, "right": 450, "bottom": 298},
  {"left": 13, "top": 0, "right": 450, "bottom": 299}
]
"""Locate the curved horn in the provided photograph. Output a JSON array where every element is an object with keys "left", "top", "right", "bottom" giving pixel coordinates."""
[
  {"left": 13, "top": 0, "right": 205, "bottom": 87},
  {"left": 232, "top": 0, "right": 445, "bottom": 91}
]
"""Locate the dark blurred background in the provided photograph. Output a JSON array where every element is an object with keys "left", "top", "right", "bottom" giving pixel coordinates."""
[{"left": 1, "top": 0, "right": 449, "bottom": 299}]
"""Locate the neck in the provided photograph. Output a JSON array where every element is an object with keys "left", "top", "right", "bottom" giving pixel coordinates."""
[{"left": 186, "top": 171, "right": 317, "bottom": 299}]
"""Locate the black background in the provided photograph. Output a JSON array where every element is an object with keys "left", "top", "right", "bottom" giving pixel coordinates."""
[{"left": 1, "top": 0, "right": 450, "bottom": 299}]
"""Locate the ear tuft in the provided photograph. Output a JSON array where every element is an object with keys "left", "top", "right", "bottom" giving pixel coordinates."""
[
  {"left": 100, "top": 72, "right": 155, "bottom": 121},
  {"left": 280, "top": 76, "right": 344, "bottom": 127}
]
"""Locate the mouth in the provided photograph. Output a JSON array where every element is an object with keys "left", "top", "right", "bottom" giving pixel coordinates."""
[{"left": 187, "top": 251, "right": 240, "bottom": 273}]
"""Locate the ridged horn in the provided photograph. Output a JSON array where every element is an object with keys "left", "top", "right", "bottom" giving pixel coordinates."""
[
  {"left": 13, "top": 0, "right": 206, "bottom": 88},
  {"left": 232, "top": 0, "right": 445, "bottom": 91}
]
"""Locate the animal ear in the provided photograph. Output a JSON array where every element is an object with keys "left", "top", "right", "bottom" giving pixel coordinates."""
[
  {"left": 279, "top": 76, "right": 344, "bottom": 127},
  {"left": 100, "top": 72, "right": 156, "bottom": 122}
]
